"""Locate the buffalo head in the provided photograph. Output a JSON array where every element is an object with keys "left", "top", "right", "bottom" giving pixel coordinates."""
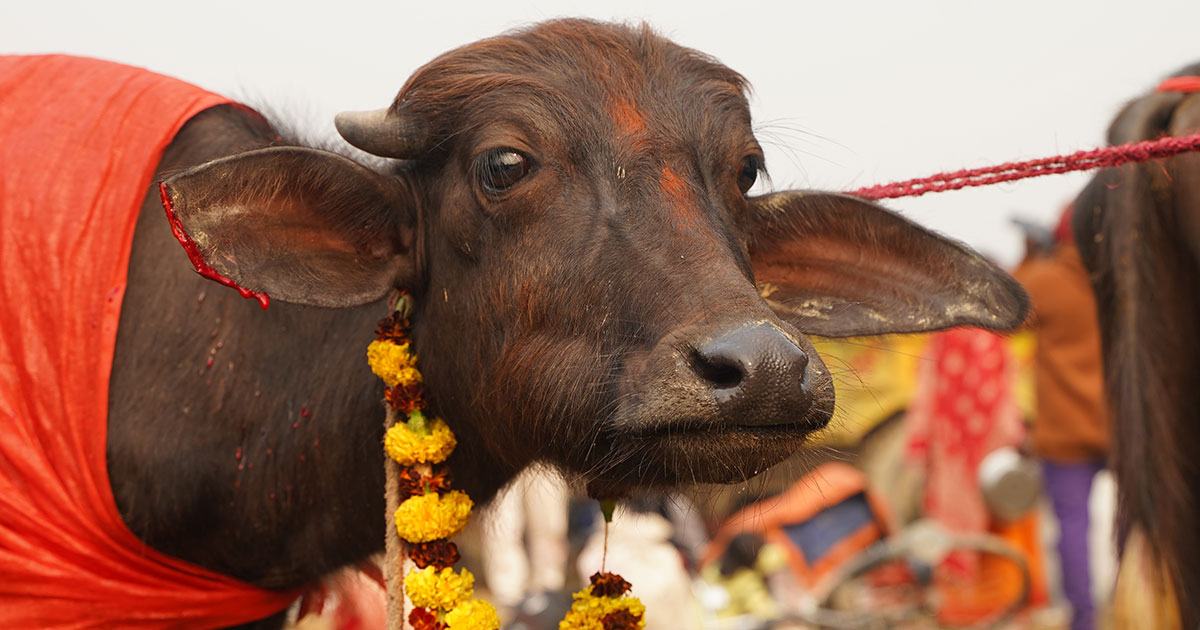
[{"left": 161, "top": 19, "right": 1027, "bottom": 500}]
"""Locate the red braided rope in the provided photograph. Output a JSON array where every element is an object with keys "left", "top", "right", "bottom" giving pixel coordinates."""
[
  {"left": 847, "top": 132, "right": 1200, "bottom": 201},
  {"left": 850, "top": 76, "right": 1200, "bottom": 201}
]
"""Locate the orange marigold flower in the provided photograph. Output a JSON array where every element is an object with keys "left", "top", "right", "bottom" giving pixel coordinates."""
[
  {"left": 427, "top": 464, "right": 453, "bottom": 492},
  {"left": 394, "top": 490, "right": 473, "bottom": 543},
  {"left": 396, "top": 467, "right": 425, "bottom": 502},
  {"left": 384, "top": 417, "right": 456, "bottom": 466},
  {"left": 375, "top": 312, "right": 410, "bottom": 344},
  {"left": 590, "top": 572, "right": 632, "bottom": 598},
  {"left": 408, "top": 607, "right": 444, "bottom": 630},
  {"left": 405, "top": 566, "right": 475, "bottom": 611},
  {"left": 600, "top": 610, "right": 641, "bottom": 630},
  {"left": 445, "top": 598, "right": 501, "bottom": 630},
  {"left": 410, "top": 540, "right": 461, "bottom": 570},
  {"left": 396, "top": 465, "right": 454, "bottom": 502},
  {"left": 558, "top": 582, "right": 645, "bottom": 630},
  {"left": 367, "top": 339, "right": 421, "bottom": 388},
  {"left": 385, "top": 381, "right": 426, "bottom": 413}
]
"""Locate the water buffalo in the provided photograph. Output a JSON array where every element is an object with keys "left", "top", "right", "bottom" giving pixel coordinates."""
[
  {"left": 1, "top": 19, "right": 1027, "bottom": 629},
  {"left": 1073, "top": 62, "right": 1200, "bottom": 630}
]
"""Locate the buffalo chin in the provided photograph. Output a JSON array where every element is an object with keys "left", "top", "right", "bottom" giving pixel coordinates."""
[{"left": 584, "top": 406, "right": 832, "bottom": 497}]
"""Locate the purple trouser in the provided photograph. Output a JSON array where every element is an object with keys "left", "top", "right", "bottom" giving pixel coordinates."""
[{"left": 1042, "top": 459, "right": 1105, "bottom": 630}]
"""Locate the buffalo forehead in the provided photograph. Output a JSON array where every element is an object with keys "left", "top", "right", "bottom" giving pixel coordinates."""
[{"left": 399, "top": 23, "right": 752, "bottom": 162}]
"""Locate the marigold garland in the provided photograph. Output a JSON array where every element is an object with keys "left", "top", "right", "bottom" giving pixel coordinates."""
[
  {"left": 557, "top": 503, "right": 646, "bottom": 629},
  {"left": 558, "top": 573, "right": 647, "bottom": 630},
  {"left": 386, "top": 381, "right": 426, "bottom": 413},
  {"left": 410, "top": 540, "right": 461, "bottom": 570},
  {"left": 383, "top": 414, "right": 456, "bottom": 466},
  {"left": 589, "top": 572, "right": 632, "bottom": 598},
  {"left": 599, "top": 610, "right": 641, "bottom": 630},
  {"left": 393, "top": 491, "right": 473, "bottom": 543},
  {"left": 368, "top": 338, "right": 422, "bottom": 388},
  {"left": 372, "top": 294, "right": 642, "bottom": 630},
  {"left": 404, "top": 566, "right": 475, "bottom": 610},
  {"left": 375, "top": 312, "right": 411, "bottom": 344},
  {"left": 408, "top": 607, "right": 444, "bottom": 630},
  {"left": 395, "top": 465, "right": 453, "bottom": 502},
  {"left": 369, "top": 295, "right": 497, "bottom": 630},
  {"left": 444, "top": 599, "right": 501, "bottom": 630}
]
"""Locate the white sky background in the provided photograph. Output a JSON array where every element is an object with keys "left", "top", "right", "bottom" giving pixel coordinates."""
[{"left": 4, "top": 0, "right": 1198, "bottom": 267}]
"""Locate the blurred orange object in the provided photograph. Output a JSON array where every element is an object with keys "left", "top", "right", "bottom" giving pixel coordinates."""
[
  {"left": 993, "top": 511, "right": 1048, "bottom": 607},
  {"left": 702, "top": 463, "right": 895, "bottom": 587}
]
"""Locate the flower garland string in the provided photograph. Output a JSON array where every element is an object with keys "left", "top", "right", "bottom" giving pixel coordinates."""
[
  {"left": 558, "top": 501, "right": 646, "bottom": 630},
  {"left": 369, "top": 293, "right": 643, "bottom": 630},
  {"left": 368, "top": 294, "right": 499, "bottom": 630}
]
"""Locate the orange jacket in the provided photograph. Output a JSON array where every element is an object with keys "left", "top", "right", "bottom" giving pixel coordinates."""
[{"left": 1012, "top": 243, "right": 1110, "bottom": 462}]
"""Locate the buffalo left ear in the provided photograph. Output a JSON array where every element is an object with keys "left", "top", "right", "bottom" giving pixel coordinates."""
[
  {"left": 161, "top": 146, "right": 417, "bottom": 308},
  {"left": 746, "top": 191, "right": 1029, "bottom": 337}
]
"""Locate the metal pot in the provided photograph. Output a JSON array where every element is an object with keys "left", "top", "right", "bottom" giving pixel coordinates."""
[{"left": 978, "top": 447, "right": 1042, "bottom": 522}]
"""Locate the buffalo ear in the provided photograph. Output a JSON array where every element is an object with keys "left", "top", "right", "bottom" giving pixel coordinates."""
[
  {"left": 745, "top": 191, "right": 1028, "bottom": 337},
  {"left": 161, "top": 146, "right": 416, "bottom": 308}
]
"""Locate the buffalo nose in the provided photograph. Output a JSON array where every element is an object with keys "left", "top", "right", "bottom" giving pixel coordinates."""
[{"left": 690, "top": 323, "right": 813, "bottom": 426}]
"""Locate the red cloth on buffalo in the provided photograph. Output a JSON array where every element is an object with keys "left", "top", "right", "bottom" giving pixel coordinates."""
[{"left": 0, "top": 55, "right": 297, "bottom": 629}]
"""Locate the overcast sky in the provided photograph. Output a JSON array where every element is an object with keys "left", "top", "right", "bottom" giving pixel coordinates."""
[{"left": 4, "top": 0, "right": 1198, "bottom": 266}]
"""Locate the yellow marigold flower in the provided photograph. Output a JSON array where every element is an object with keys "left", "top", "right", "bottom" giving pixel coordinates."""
[
  {"left": 558, "top": 585, "right": 646, "bottom": 630},
  {"left": 404, "top": 566, "right": 475, "bottom": 610},
  {"left": 445, "top": 598, "right": 501, "bottom": 630},
  {"left": 384, "top": 417, "right": 457, "bottom": 466},
  {"left": 394, "top": 490, "right": 473, "bottom": 543},
  {"left": 367, "top": 339, "right": 422, "bottom": 387}
]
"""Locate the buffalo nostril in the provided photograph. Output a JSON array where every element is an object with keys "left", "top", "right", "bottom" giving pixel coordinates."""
[
  {"left": 689, "top": 323, "right": 814, "bottom": 422},
  {"left": 689, "top": 346, "right": 746, "bottom": 391}
]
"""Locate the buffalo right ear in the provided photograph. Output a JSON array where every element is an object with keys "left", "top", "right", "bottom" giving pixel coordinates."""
[
  {"left": 161, "top": 146, "right": 417, "bottom": 308},
  {"left": 744, "top": 191, "right": 1029, "bottom": 337}
]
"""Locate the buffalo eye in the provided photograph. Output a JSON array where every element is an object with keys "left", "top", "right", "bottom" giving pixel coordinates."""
[
  {"left": 477, "top": 149, "right": 530, "bottom": 193},
  {"left": 737, "top": 155, "right": 762, "bottom": 195}
]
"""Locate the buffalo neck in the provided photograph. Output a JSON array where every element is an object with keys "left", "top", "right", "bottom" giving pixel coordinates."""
[{"left": 108, "top": 105, "right": 391, "bottom": 588}]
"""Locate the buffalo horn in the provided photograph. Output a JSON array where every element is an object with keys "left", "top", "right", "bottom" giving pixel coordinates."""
[{"left": 334, "top": 107, "right": 428, "bottom": 159}]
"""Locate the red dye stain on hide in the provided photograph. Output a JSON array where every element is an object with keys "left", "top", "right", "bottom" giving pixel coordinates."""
[
  {"left": 659, "top": 166, "right": 714, "bottom": 243},
  {"left": 610, "top": 98, "right": 647, "bottom": 137},
  {"left": 660, "top": 166, "right": 688, "bottom": 204},
  {"left": 610, "top": 97, "right": 653, "bottom": 156},
  {"left": 160, "top": 182, "right": 270, "bottom": 309}
]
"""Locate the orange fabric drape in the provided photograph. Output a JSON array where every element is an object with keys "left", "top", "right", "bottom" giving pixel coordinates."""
[{"left": 0, "top": 55, "right": 298, "bottom": 629}]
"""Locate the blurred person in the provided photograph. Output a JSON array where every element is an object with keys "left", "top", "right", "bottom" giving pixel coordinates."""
[
  {"left": 480, "top": 467, "right": 570, "bottom": 615},
  {"left": 1012, "top": 216, "right": 1056, "bottom": 260},
  {"left": 1013, "top": 206, "right": 1111, "bottom": 630},
  {"left": 905, "top": 327, "right": 1026, "bottom": 537},
  {"left": 904, "top": 322, "right": 1051, "bottom": 610}
]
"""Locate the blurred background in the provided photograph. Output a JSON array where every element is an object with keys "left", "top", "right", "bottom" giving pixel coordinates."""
[{"left": 6, "top": 1, "right": 1194, "bottom": 627}]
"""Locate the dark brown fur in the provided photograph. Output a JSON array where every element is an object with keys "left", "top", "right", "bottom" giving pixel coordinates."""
[
  {"left": 108, "top": 107, "right": 389, "bottom": 589},
  {"left": 102, "top": 20, "right": 1026, "bottom": 628},
  {"left": 1073, "top": 61, "right": 1200, "bottom": 629}
]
